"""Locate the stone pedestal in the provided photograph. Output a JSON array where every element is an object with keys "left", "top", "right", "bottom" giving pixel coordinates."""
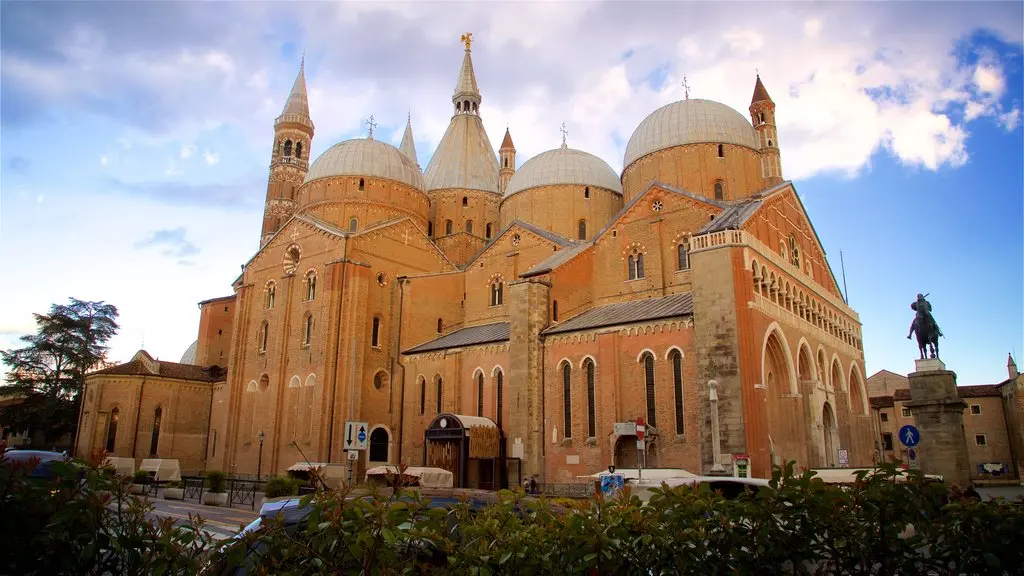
[{"left": 905, "top": 362, "right": 971, "bottom": 487}]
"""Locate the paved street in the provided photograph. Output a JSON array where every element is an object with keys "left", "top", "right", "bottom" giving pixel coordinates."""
[{"left": 147, "top": 498, "right": 258, "bottom": 540}]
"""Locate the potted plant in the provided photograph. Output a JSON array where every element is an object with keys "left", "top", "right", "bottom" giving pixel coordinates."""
[
  {"left": 203, "top": 471, "right": 228, "bottom": 506},
  {"left": 162, "top": 480, "right": 183, "bottom": 500},
  {"left": 130, "top": 470, "right": 150, "bottom": 495},
  {"left": 263, "top": 475, "right": 301, "bottom": 499}
]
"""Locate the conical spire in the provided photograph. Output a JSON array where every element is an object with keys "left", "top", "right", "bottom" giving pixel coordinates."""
[
  {"left": 751, "top": 74, "right": 772, "bottom": 105},
  {"left": 452, "top": 33, "right": 481, "bottom": 116},
  {"left": 500, "top": 127, "right": 515, "bottom": 150},
  {"left": 399, "top": 112, "right": 419, "bottom": 167},
  {"left": 279, "top": 60, "right": 311, "bottom": 124},
  {"left": 1009, "top": 353, "right": 1019, "bottom": 379}
]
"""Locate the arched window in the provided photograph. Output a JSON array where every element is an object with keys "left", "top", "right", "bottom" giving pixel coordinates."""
[
  {"left": 759, "top": 112, "right": 765, "bottom": 123},
  {"left": 717, "top": 144, "right": 724, "bottom": 158},
  {"left": 584, "top": 359, "right": 596, "bottom": 438},
  {"left": 768, "top": 139, "right": 773, "bottom": 147},
  {"left": 714, "top": 181, "right": 724, "bottom": 201},
  {"left": 358, "top": 178, "right": 365, "bottom": 191},
  {"left": 436, "top": 318, "right": 443, "bottom": 334},
  {"left": 371, "top": 317, "right": 381, "bottom": 348},
  {"left": 284, "top": 140, "right": 293, "bottom": 157},
  {"left": 303, "top": 314, "right": 313, "bottom": 346},
  {"left": 578, "top": 219, "right": 587, "bottom": 240},
  {"left": 485, "top": 223, "right": 492, "bottom": 238},
  {"left": 503, "top": 157, "right": 508, "bottom": 168},
  {"left": 466, "top": 220, "right": 474, "bottom": 234},
  {"left": 677, "top": 244, "right": 689, "bottom": 270},
  {"left": 670, "top": 350, "right": 684, "bottom": 434},
  {"left": 419, "top": 377, "right": 426, "bottom": 415},
  {"left": 258, "top": 321, "right": 268, "bottom": 353},
  {"left": 106, "top": 407, "right": 119, "bottom": 453},
  {"left": 369, "top": 428, "right": 389, "bottom": 462},
  {"left": 306, "top": 272, "right": 317, "bottom": 301},
  {"left": 495, "top": 370, "right": 504, "bottom": 429},
  {"left": 490, "top": 282, "right": 503, "bottom": 306},
  {"left": 462, "top": 196, "right": 468, "bottom": 207},
  {"left": 562, "top": 362, "right": 572, "bottom": 438},
  {"left": 349, "top": 218, "right": 357, "bottom": 232},
  {"left": 149, "top": 406, "right": 162, "bottom": 456},
  {"left": 628, "top": 250, "right": 645, "bottom": 280},
  {"left": 435, "top": 377, "right": 443, "bottom": 413},
  {"left": 477, "top": 372, "right": 484, "bottom": 417},
  {"left": 295, "top": 142, "right": 303, "bottom": 159},
  {"left": 427, "top": 221, "right": 434, "bottom": 237},
  {"left": 445, "top": 220, "right": 453, "bottom": 235},
  {"left": 456, "top": 101, "right": 462, "bottom": 112},
  {"left": 552, "top": 300, "right": 558, "bottom": 322},
  {"left": 642, "top": 352, "right": 657, "bottom": 428},
  {"left": 584, "top": 186, "right": 590, "bottom": 199},
  {"left": 265, "top": 283, "right": 275, "bottom": 309}
]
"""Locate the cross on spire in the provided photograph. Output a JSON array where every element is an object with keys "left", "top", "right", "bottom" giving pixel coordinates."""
[
  {"left": 681, "top": 76, "right": 690, "bottom": 100},
  {"left": 560, "top": 122, "right": 568, "bottom": 147},
  {"left": 366, "top": 114, "right": 377, "bottom": 139}
]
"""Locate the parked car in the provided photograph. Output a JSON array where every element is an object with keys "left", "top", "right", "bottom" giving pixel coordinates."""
[
  {"left": 629, "top": 475, "right": 771, "bottom": 502},
  {"left": 2, "top": 449, "right": 73, "bottom": 481}
]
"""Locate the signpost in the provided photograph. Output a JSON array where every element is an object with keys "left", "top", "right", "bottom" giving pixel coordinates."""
[
  {"left": 898, "top": 425, "right": 920, "bottom": 448},
  {"left": 907, "top": 447, "right": 918, "bottom": 470},
  {"left": 837, "top": 449, "right": 849, "bottom": 468},
  {"left": 635, "top": 417, "right": 646, "bottom": 482},
  {"left": 344, "top": 421, "right": 369, "bottom": 451}
]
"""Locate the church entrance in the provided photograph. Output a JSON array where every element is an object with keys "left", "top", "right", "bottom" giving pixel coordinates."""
[
  {"left": 613, "top": 434, "right": 640, "bottom": 469},
  {"left": 424, "top": 413, "right": 504, "bottom": 489},
  {"left": 822, "top": 403, "right": 838, "bottom": 467}
]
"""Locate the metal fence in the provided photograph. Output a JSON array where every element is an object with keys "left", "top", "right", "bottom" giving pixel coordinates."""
[
  {"left": 536, "top": 483, "right": 594, "bottom": 499},
  {"left": 228, "top": 478, "right": 265, "bottom": 510},
  {"left": 181, "top": 476, "right": 205, "bottom": 502}
]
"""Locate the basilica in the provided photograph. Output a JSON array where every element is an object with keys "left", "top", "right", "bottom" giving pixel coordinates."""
[{"left": 75, "top": 35, "right": 874, "bottom": 484}]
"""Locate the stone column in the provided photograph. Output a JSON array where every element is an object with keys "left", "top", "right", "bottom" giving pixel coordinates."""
[
  {"left": 508, "top": 279, "right": 550, "bottom": 483},
  {"left": 904, "top": 359, "right": 970, "bottom": 487},
  {"left": 708, "top": 380, "right": 726, "bottom": 473}
]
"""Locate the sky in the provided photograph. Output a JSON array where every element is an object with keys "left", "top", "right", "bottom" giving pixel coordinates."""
[{"left": 0, "top": 1, "right": 1021, "bottom": 387}]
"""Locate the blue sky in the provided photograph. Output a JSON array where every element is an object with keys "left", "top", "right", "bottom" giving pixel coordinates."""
[{"left": 1, "top": 1, "right": 1021, "bottom": 386}]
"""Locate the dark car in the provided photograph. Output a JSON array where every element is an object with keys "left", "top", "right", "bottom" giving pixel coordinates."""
[{"left": 2, "top": 449, "right": 71, "bottom": 480}]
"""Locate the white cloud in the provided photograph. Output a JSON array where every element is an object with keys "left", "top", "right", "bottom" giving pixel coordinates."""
[
  {"left": 180, "top": 144, "right": 196, "bottom": 159},
  {"left": 203, "top": 149, "right": 220, "bottom": 166},
  {"left": 804, "top": 19, "right": 823, "bottom": 39},
  {"left": 974, "top": 63, "right": 1005, "bottom": 96},
  {"left": 999, "top": 108, "right": 1022, "bottom": 131}
]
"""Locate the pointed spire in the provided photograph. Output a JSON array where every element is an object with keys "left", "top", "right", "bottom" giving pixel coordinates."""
[
  {"left": 453, "top": 33, "right": 481, "bottom": 112},
  {"left": 279, "top": 59, "right": 312, "bottom": 125},
  {"left": 500, "top": 127, "right": 515, "bottom": 150},
  {"left": 1009, "top": 353, "right": 1019, "bottom": 379},
  {"left": 399, "top": 113, "right": 419, "bottom": 167},
  {"left": 751, "top": 73, "right": 772, "bottom": 105}
]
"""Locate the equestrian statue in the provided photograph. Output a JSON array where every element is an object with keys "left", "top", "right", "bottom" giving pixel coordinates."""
[{"left": 907, "top": 293, "right": 943, "bottom": 359}]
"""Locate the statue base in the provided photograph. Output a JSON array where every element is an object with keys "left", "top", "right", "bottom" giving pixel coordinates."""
[
  {"left": 904, "top": 365, "right": 970, "bottom": 487},
  {"left": 914, "top": 358, "right": 946, "bottom": 372}
]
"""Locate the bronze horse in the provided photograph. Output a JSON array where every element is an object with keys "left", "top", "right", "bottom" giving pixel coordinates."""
[{"left": 907, "top": 294, "right": 942, "bottom": 359}]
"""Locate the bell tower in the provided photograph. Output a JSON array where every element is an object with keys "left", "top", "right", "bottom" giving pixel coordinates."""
[
  {"left": 749, "top": 74, "right": 782, "bottom": 187},
  {"left": 261, "top": 59, "right": 314, "bottom": 247},
  {"left": 498, "top": 128, "right": 516, "bottom": 194}
]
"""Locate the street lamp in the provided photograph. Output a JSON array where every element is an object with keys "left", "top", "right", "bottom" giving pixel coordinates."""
[{"left": 257, "top": 431, "right": 265, "bottom": 480}]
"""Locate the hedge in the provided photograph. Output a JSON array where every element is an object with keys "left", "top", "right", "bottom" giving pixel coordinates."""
[{"left": 2, "top": 444, "right": 1022, "bottom": 576}]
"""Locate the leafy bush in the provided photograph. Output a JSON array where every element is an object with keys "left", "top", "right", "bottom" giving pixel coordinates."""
[
  {"left": 132, "top": 470, "right": 151, "bottom": 484},
  {"left": 3, "top": 446, "right": 1023, "bottom": 576},
  {"left": 263, "top": 475, "right": 301, "bottom": 498},
  {"left": 205, "top": 470, "right": 227, "bottom": 493}
]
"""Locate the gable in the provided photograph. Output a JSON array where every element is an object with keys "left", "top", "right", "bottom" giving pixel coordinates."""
[
  {"left": 242, "top": 214, "right": 346, "bottom": 275},
  {"left": 348, "top": 217, "right": 457, "bottom": 274},
  {"left": 740, "top": 184, "right": 845, "bottom": 299},
  {"left": 591, "top": 181, "right": 726, "bottom": 246},
  {"left": 464, "top": 220, "right": 573, "bottom": 268}
]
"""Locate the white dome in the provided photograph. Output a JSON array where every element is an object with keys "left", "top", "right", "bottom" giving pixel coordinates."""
[
  {"left": 304, "top": 138, "right": 425, "bottom": 190},
  {"left": 504, "top": 145, "right": 622, "bottom": 198},
  {"left": 623, "top": 99, "right": 760, "bottom": 169},
  {"left": 179, "top": 340, "right": 198, "bottom": 365}
]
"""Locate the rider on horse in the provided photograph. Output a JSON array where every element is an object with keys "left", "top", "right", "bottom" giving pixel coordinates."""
[{"left": 908, "top": 293, "right": 943, "bottom": 359}]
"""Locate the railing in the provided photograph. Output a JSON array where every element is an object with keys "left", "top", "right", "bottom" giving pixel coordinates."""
[
  {"left": 536, "top": 483, "right": 594, "bottom": 499},
  {"left": 228, "top": 478, "right": 265, "bottom": 511},
  {"left": 181, "top": 476, "right": 205, "bottom": 502}
]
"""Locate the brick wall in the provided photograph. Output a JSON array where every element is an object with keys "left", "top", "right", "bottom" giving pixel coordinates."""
[
  {"left": 499, "top": 183, "right": 623, "bottom": 241},
  {"left": 621, "top": 143, "right": 764, "bottom": 204}
]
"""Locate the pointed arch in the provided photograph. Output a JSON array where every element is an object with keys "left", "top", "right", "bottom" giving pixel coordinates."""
[
  {"left": 848, "top": 362, "right": 868, "bottom": 415},
  {"left": 583, "top": 357, "right": 596, "bottom": 438},
  {"left": 761, "top": 322, "right": 798, "bottom": 394},
  {"left": 640, "top": 351, "right": 657, "bottom": 428},
  {"left": 417, "top": 375, "right": 426, "bottom": 415},
  {"left": 476, "top": 370, "right": 485, "bottom": 417},
  {"left": 816, "top": 346, "right": 829, "bottom": 388},
  {"left": 493, "top": 368, "right": 504, "bottom": 429},
  {"left": 560, "top": 359, "right": 572, "bottom": 438},
  {"left": 663, "top": 346, "right": 684, "bottom": 361},
  {"left": 635, "top": 348, "right": 657, "bottom": 363},
  {"left": 830, "top": 355, "right": 846, "bottom": 392},
  {"left": 796, "top": 338, "right": 815, "bottom": 383}
]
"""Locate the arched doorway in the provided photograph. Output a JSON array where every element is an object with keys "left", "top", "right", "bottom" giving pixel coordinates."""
[
  {"left": 369, "top": 428, "right": 390, "bottom": 463},
  {"left": 822, "top": 403, "right": 838, "bottom": 467},
  {"left": 613, "top": 435, "right": 640, "bottom": 469}
]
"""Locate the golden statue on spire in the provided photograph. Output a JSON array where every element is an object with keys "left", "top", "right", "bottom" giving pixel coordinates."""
[{"left": 461, "top": 32, "right": 473, "bottom": 51}]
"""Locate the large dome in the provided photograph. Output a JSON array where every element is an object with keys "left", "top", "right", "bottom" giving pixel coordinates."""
[
  {"left": 623, "top": 99, "right": 760, "bottom": 169},
  {"left": 505, "top": 145, "right": 622, "bottom": 198},
  {"left": 305, "top": 138, "right": 425, "bottom": 190}
]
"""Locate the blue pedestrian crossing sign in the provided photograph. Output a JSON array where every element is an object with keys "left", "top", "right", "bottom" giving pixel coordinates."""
[{"left": 899, "top": 425, "right": 920, "bottom": 447}]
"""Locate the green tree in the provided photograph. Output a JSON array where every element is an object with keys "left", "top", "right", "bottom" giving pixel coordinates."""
[{"left": 0, "top": 298, "right": 119, "bottom": 445}]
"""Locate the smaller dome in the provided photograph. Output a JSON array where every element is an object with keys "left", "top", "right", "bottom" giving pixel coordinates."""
[
  {"left": 305, "top": 138, "right": 425, "bottom": 190},
  {"left": 505, "top": 146, "right": 622, "bottom": 198},
  {"left": 179, "top": 340, "right": 198, "bottom": 365},
  {"left": 624, "top": 99, "right": 760, "bottom": 169}
]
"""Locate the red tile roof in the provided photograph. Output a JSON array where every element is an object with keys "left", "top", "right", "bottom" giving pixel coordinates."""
[
  {"left": 888, "top": 385, "right": 1001, "bottom": 402},
  {"left": 89, "top": 350, "right": 224, "bottom": 382}
]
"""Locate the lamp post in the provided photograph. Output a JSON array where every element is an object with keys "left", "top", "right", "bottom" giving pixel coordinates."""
[{"left": 257, "top": 431, "right": 265, "bottom": 480}]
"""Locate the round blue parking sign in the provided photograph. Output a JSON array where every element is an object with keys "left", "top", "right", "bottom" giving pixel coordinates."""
[{"left": 899, "top": 425, "right": 920, "bottom": 447}]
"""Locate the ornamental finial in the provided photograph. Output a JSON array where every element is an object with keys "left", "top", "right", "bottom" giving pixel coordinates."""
[
  {"left": 461, "top": 32, "right": 473, "bottom": 51},
  {"left": 560, "top": 122, "right": 568, "bottom": 148},
  {"left": 366, "top": 114, "right": 377, "bottom": 140}
]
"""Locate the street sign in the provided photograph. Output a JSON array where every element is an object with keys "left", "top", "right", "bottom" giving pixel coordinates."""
[
  {"left": 837, "top": 449, "right": 849, "bottom": 468},
  {"left": 344, "top": 421, "right": 369, "bottom": 450},
  {"left": 907, "top": 447, "right": 918, "bottom": 469},
  {"left": 347, "top": 450, "right": 359, "bottom": 461},
  {"left": 898, "top": 425, "right": 920, "bottom": 448},
  {"left": 636, "top": 439, "right": 646, "bottom": 451},
  {"left": 635, "top": 417, "right": 646, "bottom": 441}
]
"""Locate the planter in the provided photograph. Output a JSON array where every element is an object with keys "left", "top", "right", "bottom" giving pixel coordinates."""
[
  {"left": 129, "top": 484, "right": 146, "bottom": 495},
  {"left": 162, "top": 487, "right": 184, "bottom": 500},
  {"left": 203, "top": 492, "right": 228, "bottom": 506}
]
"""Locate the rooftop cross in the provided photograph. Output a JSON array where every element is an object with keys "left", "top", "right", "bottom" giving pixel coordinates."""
[
  {"left": 681, "top": 76, "right": 690, "bottom": 100},
  {"left": 366, "top": 114, "right": 377, "bottom": 139},
  {"left": 461, "top": 32, "right": 473, "bottom": 51},
  {"left": 560, "top": 122, "right": 568, "bottom": 147}
]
